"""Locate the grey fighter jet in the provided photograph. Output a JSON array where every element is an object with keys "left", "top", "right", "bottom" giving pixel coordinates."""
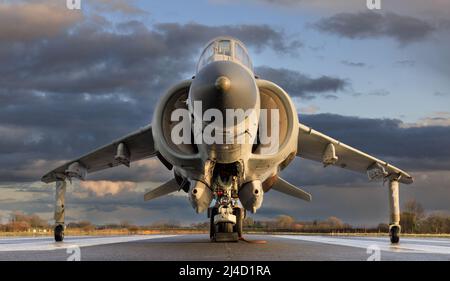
[{"left": 42, "top": 37, "right": 413, "bottom": 243}]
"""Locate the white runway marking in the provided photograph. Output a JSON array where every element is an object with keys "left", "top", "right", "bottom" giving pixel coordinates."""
[
  {"left": 0, "top": 235, "right": 177, "bottom": 252},
  {"left": 275, "top": 235, "right": 450, "bottom": 255}
]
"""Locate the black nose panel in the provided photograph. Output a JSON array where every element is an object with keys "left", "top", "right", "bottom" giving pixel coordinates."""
[{"left": 189, "top": 61, "right": 258, "bottom": 115}]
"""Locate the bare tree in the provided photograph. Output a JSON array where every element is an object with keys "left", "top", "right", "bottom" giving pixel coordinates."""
[
  {"left": 276, "top": 215, "right": 295, "bottom": 229},
  {"left": 326, "top": 216, "right": 344, "bottom": 229},
  {"left": 401, "top": 199, "right": 425, "bottom": 233}
]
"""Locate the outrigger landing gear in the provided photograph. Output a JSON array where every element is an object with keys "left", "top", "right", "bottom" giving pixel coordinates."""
[
  {"left": 388, "top": 179, "right": 401, "bottom": 244},
  {"left": 54, "top": 179, "right": 66, "bottom": 242}
]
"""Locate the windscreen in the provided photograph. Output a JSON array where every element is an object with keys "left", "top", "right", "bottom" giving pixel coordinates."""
[{"left": 196, "top": 39, "right": 253, "bottom": 73}]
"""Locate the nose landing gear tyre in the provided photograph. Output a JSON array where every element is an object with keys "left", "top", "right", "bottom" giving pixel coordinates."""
[
  {"left": 218, "top": 222, "right": 233, "bottom": 233},
  {"left": 214, "top": 223, "right": 238, "bottom": 242}
]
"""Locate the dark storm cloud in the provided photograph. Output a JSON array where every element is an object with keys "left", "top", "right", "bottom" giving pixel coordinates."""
[
  {"left": 0, "top": 1, "right": 303, "bottom": 183},
  {"left": 0, "top": 18, "right": 300, "bottom": 100},
  {"left": 154, "top": 23, "right": 303, "bottom": 55},
  {"left": 0, "top": 1, "right": 82, "bottom": 42},
  {"left": 299, "top": 114, "right": 450, "bottom": 171},
  {"left": 314, "top": 12, "right": 435, "bottom": 44},
  {"left": 255, "top": 66, "right": 348, "bottom": 99}
]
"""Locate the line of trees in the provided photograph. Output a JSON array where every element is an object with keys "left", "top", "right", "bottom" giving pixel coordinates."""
[
  {"left": 0, "top": 211, "right": 50, "bottom": 232},
  {"left": 0, "top": 212, "right": 185, "bottom": 233},
  {"left": 190, "top": 200, "right": 450, "bottom": 234},
  {"left": 400, "top": 200, "right": 450, "bottom": 234},
  {"left": 236, "top": 215, "right": 355, "bottom": 233},
  {"left": 1, "top": 200, "right": 449, "bottom": 234}
]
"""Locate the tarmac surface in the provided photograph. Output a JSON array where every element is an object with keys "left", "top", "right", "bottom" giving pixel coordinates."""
[{"left": 0, "top": 234, "right": 449, "bottom": 261}]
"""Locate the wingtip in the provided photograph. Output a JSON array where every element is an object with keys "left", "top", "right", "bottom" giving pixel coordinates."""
[
  {"left": 40, "top": 174, "right": 51, "bottom": 184},
  {"left": 405, "top": 176, "right": 414, "bottom": 184}
]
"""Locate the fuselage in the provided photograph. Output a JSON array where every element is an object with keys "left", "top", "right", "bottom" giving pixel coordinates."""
[{"left": 151, "top": 37, "right": 299, "bottom": 213}]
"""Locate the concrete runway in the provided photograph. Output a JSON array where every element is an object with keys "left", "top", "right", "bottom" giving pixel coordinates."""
[{"left": 0, "top": 234, "right": 449, "bottom": 261}]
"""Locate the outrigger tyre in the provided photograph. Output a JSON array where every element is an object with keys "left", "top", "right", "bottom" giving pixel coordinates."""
[
  {"left": 389, "top": 225, "right": 400, "bottom": 244},
  {"left": 54, "top": 224, "right": 64, "bottom": 242}
]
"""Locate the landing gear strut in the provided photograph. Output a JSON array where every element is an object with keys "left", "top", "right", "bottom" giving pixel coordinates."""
[
  {"left": 54, "top": 179, "right": 66, "bottom": 242},
  {"left": 388, "top": 179, "right": 401, "bottom": 244},
  {"left": 208, "top": 162, "right": 244, "bottom": 242}
]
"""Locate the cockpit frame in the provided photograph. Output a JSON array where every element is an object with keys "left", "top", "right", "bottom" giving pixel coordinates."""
[{"left": 196, "top": 37, "right": 253, "bottom": 74}]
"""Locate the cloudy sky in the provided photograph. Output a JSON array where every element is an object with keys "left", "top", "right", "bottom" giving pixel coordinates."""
[{"left": 0, "top": 0, "right": 449, "bottom": 227}]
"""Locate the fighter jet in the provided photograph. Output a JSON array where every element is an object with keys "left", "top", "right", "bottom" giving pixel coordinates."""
[{"left": 42, "top": 36, "right": 413, "bottom": 243}]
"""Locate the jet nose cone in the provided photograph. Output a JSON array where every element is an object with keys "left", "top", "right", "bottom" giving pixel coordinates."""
[
  {"left": 215, "top": 76, "right": 231, "bottom": 92},
  {"left": 189, "top": 61, "right": 258, "bottom": 115}
]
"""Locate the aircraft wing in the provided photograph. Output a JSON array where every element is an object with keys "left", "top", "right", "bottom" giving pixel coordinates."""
[
  {"left": 41, "top": 125, "right": 157, "bottom": 183},
  {"left": 297, "top": 123, "right": 413, "bottom": 184}
]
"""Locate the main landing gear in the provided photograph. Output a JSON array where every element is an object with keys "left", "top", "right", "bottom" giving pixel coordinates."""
[
  {"left": 388, "top": 179, "right": 401, "bottom": 244},
  {"left": 54, "top": 179, "right": 66, "bottom": 242}
]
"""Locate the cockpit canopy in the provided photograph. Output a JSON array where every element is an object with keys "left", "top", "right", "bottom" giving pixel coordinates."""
[{"left": 196, "top": 37, "right": 253, "bottom": 73}]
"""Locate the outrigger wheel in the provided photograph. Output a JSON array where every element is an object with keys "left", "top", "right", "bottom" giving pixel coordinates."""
[
  {"left": 389, "top": 225, "right": 400, "bottom": 244},
  {"left": 54, "top": 224, "right": 64, "bottom": 242}
]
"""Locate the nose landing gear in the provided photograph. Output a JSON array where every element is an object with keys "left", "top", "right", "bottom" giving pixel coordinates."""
[{"left": 207, "top": 163, "right": 244, "bottom": 242}]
